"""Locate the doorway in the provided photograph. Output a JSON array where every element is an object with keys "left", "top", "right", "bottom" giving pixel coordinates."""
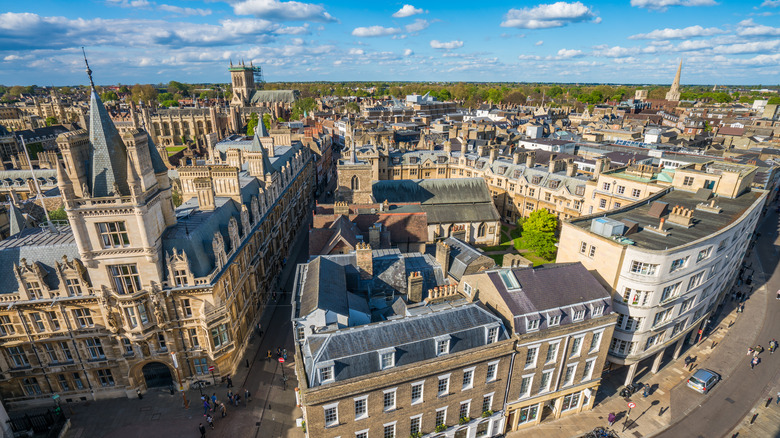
[{"left": 142, "top": 362, "right": 173, "bottom": 388}]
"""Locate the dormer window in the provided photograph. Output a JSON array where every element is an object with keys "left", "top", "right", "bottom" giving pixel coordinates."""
[
  {"left": 531, "top": 175, "right": 542, "bottom": 184},
  {"left": 572, "top": 308, "right": 586, "bottom": 322},
  {"left": 318, "top": 362, "right": 335, "bottom": 383},
  {"left": 592, "top": 305, "right": 605, "bottom": 317},
  {"left": 435, "top": 335, "right": 451, "bottom": 356},
  {"left": 25, "top": 281, "right": 43, "bottom": 300},
  {"left": 526, "top": 317, "right": 540, "bottom": 332},
  {"left": 548, "top": 314, "right": 561, "bottom": 327},
  {"left": 486, "top": 325, "right": 499, "bottom": 344},
  {"left": 379, "top": 348, "right": 395, "bottom": 370}
]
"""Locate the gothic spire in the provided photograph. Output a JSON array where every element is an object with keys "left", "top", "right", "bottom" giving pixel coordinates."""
[
  {"left": 82, "top": 47, "right": 94, "bottom": 89},
  {"left": 7, "top": 201, "right": 27, "bottom": 236}
]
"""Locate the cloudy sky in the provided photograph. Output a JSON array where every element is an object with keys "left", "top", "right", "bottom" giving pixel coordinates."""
[{"left": 1, "top": 0, "right": 779, "bottom": 86}]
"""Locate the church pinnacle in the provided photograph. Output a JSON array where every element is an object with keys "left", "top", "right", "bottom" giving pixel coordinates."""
[{"left": 665, "top": 59, "right": 682, "bottom": 101}]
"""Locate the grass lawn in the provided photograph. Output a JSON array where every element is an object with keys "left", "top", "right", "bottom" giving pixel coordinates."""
[
  {"left": 488, "top": 254, "right": 505, "bottom": 265},
  {"left": 166, "top": 146, "right": 187, "bottom": 156},
  {"left": 523, "top": 252, "right": 554, "bottom": 266}
]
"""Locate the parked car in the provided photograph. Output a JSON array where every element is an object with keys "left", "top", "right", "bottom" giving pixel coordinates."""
[{"left": 686, "top": 368, "right": 720, "bottom": 394}]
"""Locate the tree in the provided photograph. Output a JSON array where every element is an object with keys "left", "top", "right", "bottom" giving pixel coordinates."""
[
  {"left": 44, "top": 116, "right": 57, "bottom": 126},
  {"left": 262, "top": 113, "right": 272, "bottom": 132},
  {"left": 100, "top": 91, "right": 118, "bottom": 102},
  {"left": 246, "top": 112, "right": 259, "bottom": 136},
  {"left": 131, "top": 84, "right": 158, "bottom": 104},
  {"left": 167, "top": 81, "right": 190, "bottom": 95},
  {"left": 291, "top": 97, "right": 317, "bottom": 120},
  {"left": 520, "top": 209, "right": 559, "bottom": 260},
  {"left": 48, "top": 207, "right": 67, "bottom": 221},
  {"left": 523, "top": 209, "right": 558, "bottom": 234},
  {"left": 769, "top": 96, "right": 780, "bottom": 105}
]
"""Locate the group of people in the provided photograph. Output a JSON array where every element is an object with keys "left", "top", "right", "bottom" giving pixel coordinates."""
[
  {"left": 198, "top": 386, "right": 252, "bottom": 436},
  {"left": 267, "top": 347, "right": 288, "bottom": 361},
  {"left": 747, "top": 339, "right": 778, "bottom": 369}
]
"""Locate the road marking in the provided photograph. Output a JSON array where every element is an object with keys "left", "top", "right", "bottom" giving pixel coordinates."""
[
  {"left": 656, "top": 389, "right": 665, "bottom": 395},
  {"left": 674, "top": 369, "right": 684, "bottom": 374}
]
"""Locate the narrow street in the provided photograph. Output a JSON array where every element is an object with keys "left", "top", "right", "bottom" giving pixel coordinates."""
[{"left": 656, "top": 204, "right": 780, "bottom": 438}]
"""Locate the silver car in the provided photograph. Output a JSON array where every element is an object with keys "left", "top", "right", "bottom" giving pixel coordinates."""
[{"left": 686, "top": 368, "right": 720, "bottom": 394}]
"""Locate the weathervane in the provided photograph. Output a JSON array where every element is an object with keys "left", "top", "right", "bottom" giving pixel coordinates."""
[{"left": 82, "top": 47, "right": 94, "bottom": 88}]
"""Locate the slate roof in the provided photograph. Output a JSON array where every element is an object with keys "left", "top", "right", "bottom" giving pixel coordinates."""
[
  {"left": 371, "top": 178, "right": 500, "bottom": 224},
  {"left": 482, "top": 263, "right": 612, "bottom": 334},
  {"left": 249, "top": 89, "right": 300, "bottom": 104},
  {"left": 443, "top": 236, "right": 495, "bottom": 280},
  {"left": 299, "top": 257, "right": 349, "bottom": 317},
  {"left": 88, "top": 89, "right": 129, "bottom": 197},
  {"left": 0, "top": 226, "right": 79, "bottom": 294},
  {"left": 303, "top": 303, "right": 507, "bottom": 386}
]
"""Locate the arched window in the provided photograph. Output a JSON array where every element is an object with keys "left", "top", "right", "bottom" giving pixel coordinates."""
[
  {"left": 478, "top": 222, "right": 486, "bottom": 238},
  {"left": 351, "top": 175, "right": 360, "bottom": 191}
]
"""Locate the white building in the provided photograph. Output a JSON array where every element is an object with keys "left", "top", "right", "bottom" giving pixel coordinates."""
[{"left": 557, "top": 186, "right": 766, "bottom": 385}]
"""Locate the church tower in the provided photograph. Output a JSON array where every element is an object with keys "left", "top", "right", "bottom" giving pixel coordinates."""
[
  {"left": 58, "top": 50, "right": 176, "bottom": 292},
  {"left": 665, "top": 59, "right": 682, "bottom": 102},
  {"left": 229, "top": 60, "right": 256, "bottom": 107}
]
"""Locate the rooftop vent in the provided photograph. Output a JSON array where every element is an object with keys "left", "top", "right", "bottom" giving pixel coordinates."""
[
  {"left": 590, "top": 217, "right": 626, "bottom": 238},
  {"left": 648, "top": 201, "right": 669, "bottom": 219},
  {"left": 667, "top": 205, "right": 694, "bottom": 228}
]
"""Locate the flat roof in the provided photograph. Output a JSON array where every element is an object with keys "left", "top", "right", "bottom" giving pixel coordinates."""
[{"left": 570, "top": 188, "right": 764, "bottom": 251}]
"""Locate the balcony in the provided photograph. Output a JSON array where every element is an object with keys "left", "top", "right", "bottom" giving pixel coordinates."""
[{"left": 201, "top": 302, "right": 228, "bottom": 326}]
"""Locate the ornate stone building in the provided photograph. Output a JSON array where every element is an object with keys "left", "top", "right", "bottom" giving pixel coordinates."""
[{"left": 0, "top": 69, "right": 314, "bottom": 407}]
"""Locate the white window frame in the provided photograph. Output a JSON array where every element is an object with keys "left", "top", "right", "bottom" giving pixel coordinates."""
[
  {"left": 378, "top": 347, "right": 395, "bottom": 370},
  {"left": 463, "top": 282, "right": 473, "bottom": 296},
  {"left": 582, "top": 358, "right": 597, "bottom": 381},
  {"left": 485, "top": 324, "right": 499, "bottom": 344},
  {"left": 459, "top": 400, "right": 472, "bottom": 421},
  {"left": 547, "top": 313, "right": 561, "bottom": 326},
  {"left": 482, "top": 392, "right": 495, "bottom": 413},
  {"left": 323, "top": 402, "right": 339, "bottom": 427},
  {"left": 355, "top": 429, "right": 369, "bottom": 438},
  {"left": 383, "top": 388, "right": 397, "bottom": 412},
  {"left": 319, "top": 362, "right": 335, "bottom": 384},
  {"left": 589, "top": 330, "right": 603, "bottom": 353},
  {"left": 539, "top": 369, "right": 554, "bottom": 393},
  {"left": 462, "top": 367, "right": 476, "bottom": 391},
  {"left": 354, "top": 395, "right": 368, "bottom": 421},
  {"left": 525, "top": 345, "right": 539, "bottom": 369},
  {"left": 437, "top": 374, "right": 451, "bottom": 397},
  {"left": 545, "top": 341, "right": 559, "bottom": 364},
  {"left": 435, "top": 407, "right": 448, "bottom": 427},
  {"left": 411, "top": 380, "right": 424, "bottom": 405},
  {"left": 486, "top": 360, "right": 499, "bottom": 383},
  {"left": 572, "top": 309, "right": 586, "bottom": 322},
  {"left": 409, "top": 414, "right": 422, "bottom": 436},
  {"left": 526, "top": 317, "right": 540, "bottom": 332},
  {"left": 382, "top": 421, "right": 396, "bottom": 438},
  {"left": 519, "top": 373, "right": 534, "bottom": 399},
  {"left": 569, "top": 335, "right": 584, "bottom": 358},
  {"left": 435, "top": 335, "right": 451, "bottom": 356},
  {"left": 563, "top": 363, "right": 577, "bottom": 386}
]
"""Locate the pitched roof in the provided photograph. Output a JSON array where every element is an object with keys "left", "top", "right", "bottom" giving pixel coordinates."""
[
  {"left": 0, "top": 227, "right": 79, "bottom": 294},
  {"left": 7, "top": 203, "right": 27, "bottom": 236},
  {"left": 88, "top": 89, "right": 129, "bottom": 197},
  {"left": 299, "top": 257, "right": 349, "bottom": 317}
]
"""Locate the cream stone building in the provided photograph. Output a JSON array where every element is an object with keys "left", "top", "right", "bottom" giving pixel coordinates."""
[
  {"left": 558, "top": 173, "right": 765, "bottom": 385},
  {"left": 0, "top": 69, "right": 314, "bottom": 407},
  {"left": 336, "top": 141, "right": 603, "bottom": 224}
]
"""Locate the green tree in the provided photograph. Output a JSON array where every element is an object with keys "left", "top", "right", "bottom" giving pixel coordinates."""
[
  {"left": 291, "top": 97, "right": 317, "bottom": 120},
  {"left": 523, "top": 209, "right": 558, "bottom": 234},
  {"left": 262, "top": 113, "right": 272, "bottom": 132},
  {"left": 44, "top": 116, "right": 57, "bottom": 126},
  {"left": 8, "top": 85, "right": 26, "bottom": 96},
  {"left": 131, "top": 84, "right": 158, "bottom": 104},
  {"left": 100, "top": 91, "right": 118, "bottom": 102},
  {"left": 345, "top": 102, "right": 360, "bottom": 113},
  {"left": 160, "top": 100, "right": 179, "bottom": 107},
  {"left": 246, "top": 112, "right": 259, "bottom": 136},
  {"left": 118, "top": 85, "right": 130, "bottom": 94},
  {"left": 48, "top": 207, "right": 67, "bottom": 221},
  {"left": 768, "top": 96, "right": 780, "bottom": 105},
  {"left": 167, "top": 80, "right": 190, "bottom": 95}
]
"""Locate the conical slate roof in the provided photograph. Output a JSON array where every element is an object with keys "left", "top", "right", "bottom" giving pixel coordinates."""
[
  {"left": 89, "top": 89, "right": 129, "bottom": 197},
  {"left": 250, "top": 131, "right": 274, "bottom": 175},
  {"left": 8, "top": 202, "right": 27, "bottom": 236}
]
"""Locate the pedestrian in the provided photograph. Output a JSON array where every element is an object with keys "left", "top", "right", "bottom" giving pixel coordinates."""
[
  {"left": 198, "top": 423, "right": 206, "bottom": 438},
  {"left": 277, "top": 347, "right": 281, "bottom": 357},
  {"left": 643, "top": 383, "right": 649, "bottom": 398},
  {"left": 267, "top": 349, "right": 272, "bottom": 361},
  {"left": 233, "top": 394, "right": 240, "bottom": 407},
  {"left": 684, "top": 356, "right": 692, "bottom": 370},
  {"left": 203, "top": 399, "right": 210, "bottom": 416},
  {"left": 608, "top": 412, "right": 616, "bottom": 427},
  {"left": 206, "top": 414, "right": 214, "bottom": 430},
  {"left": 752, "top": 357, "right": 759, "bottom": 369},
  {"left": 226, "top": 375, "right": 233, "bottom": 388},
  {"left": 748, "top": 347, "right": 754, "bottom": 356},
  {"left": 777, "top": 391, "right": 780, "bottom": 405},
  {"left": 219, "top": 402, "right": 227, "bottom": 418},
  {"left": 244, "top": 388, "right": 251, "bottom": 403},
  {"left": 227, "top": 390, "right": 233, "bottom": 404},
  {"left": 211, "top": 393, "right": 218, "bottom": 409}
]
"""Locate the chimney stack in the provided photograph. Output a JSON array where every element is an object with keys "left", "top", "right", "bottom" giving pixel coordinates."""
[
  {"left": 566, "top": 159, "right": 577, "bottom": 177},
  {"left": 548, "top": 158, "right": 557, "bottom": 174},
  {"left": 407, "top": 271, "right": 423, "bottom": 303},
  {"left": 334, "top": 201, "right": 349, "bottom": 216},
  {"left": 526, "top": 151, "right": 536, "bottom": 168},
  {"left": 369, "top": 223, "right": 382, "bottom": 248},
  {"left": 489, "top": 147, "right": 498, "bottom": 164},
  {"left": 436, "top": 240, "right": 451, "bottom": 274},
  {"left": 355, "top": 242, "right": 373, "bottom": 279}
]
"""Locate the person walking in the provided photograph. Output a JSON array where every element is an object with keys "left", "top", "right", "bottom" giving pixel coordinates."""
[
  {"left": 776, "top": 391, "right": 780, "bottom": 405},
  {"left": 198, "top": 423, "right": 206, "bottom": 438},
  {"left": 233, "top": 393, "right": 240, "bottom": 407},
  {"left": 751, "top": 356, "right": 759, "bottom": 369},
  {"left": 211, "top": 393, "right": 218, "bottom": 409},
  {"left": 206, "top": 414, "right": 214, "bottom": 430},
  {"left": 643, "top": 383, "right": 650, "bottom": 398},
  {"left": 219, "top": 402, "right": 227, "bottom": 418},
  {"left": 267, "top": 350, "right": 272, "bottom": 361},
  {"left": 227, "top": 390, "right": 233, "bottom": 405},
  {"left": 202, "top": 399, "right": 210, "bottom": 416},
  {"left": 226, "top": 375, "right": 233, "bottom": 388},
  {"left": 244, "top": 388, "right": 251, "bottom": 404},
  {"left": 608, "top": 412, "right": 616, "bottom": 427}
]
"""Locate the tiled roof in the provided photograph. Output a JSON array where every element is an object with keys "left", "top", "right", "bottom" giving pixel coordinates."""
[{"left": 0, "top": 227, "right": 79, "bottom": 293}]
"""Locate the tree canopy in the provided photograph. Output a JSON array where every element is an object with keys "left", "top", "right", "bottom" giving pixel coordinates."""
[
  {"left": 520, "top": 209, "right": 559, "bottom": 260},
  {"left": 246, "top": 112, "right": 259, "bottom": 136}
]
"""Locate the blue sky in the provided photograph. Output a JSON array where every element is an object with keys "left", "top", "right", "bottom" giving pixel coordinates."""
[{"left": 0, "top": 0, "right": 779, "bottom": 86}]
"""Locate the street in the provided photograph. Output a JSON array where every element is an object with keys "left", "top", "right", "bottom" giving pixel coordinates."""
[{"left": 656, "top": 205, "right": 780, "bottom": 438}]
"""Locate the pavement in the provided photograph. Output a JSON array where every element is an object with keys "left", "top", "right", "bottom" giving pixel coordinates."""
[
  {"left": 509, "top": 203, "right": 780, "bottom": 438},
  {"left": 62, "top": 212, "right": 312, "bottom": 438}
]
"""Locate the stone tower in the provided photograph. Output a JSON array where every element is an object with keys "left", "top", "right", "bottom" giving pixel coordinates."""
[
  {"left": 665, "top": 59, "right": 682, "bottom": 102},
  {"left": 229, "top": 60, "right": 256, "bottom": 107}
]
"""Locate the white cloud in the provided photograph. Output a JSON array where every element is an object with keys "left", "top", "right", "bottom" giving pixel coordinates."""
[
  {"left": 275, "top": 24, "right": 310, "bottom": 35},
  {"left": 393, "top": 4, "right": 425, "bottom": 18},
  {"left": 232, "top": 0, "right": 337, "bottom": 22},
  {"left": 630, "top": 0, "right": 717, "bottom": 10},
  {"left": 535, "top": 40, "right": 544, "bottom": 46},
  {"left": 158, "top": 4, "right": 212, "bottom": 16},
  {"left": 592, "top": 45, "right": 640, "bottom": 57},
  {"left": 405, "top": 19, "right": 429, "bottom": 33},
  {"left": 348, "top": 48, "right": 364, "bottom": 55},
  {"left": 629, "top": 25, "right": 723, "bottom": 39},
  {"left": 501, "top": 2, "right": 598, "bottom": 29},
  {"left": 107, "top": 0, "right": 152, "bottom": 8},
  {"left": 556, "top": 48, "right": 583, "bottom": 58},
  {"left": 351, "top": 26, "right": 401, "bottom": 37},
  {"left": 761, "top": 0, "right": 780, "bottom": 7},
  {"left": 736, "top": 19, "right": 780, "bottom": 36},
  {"left": 403, "top": 49, "right": 414, "bottom": 56},
  {"left": 518, "top": 54, "right": 542, "bottom": 60},
  {"left": 430, "top": 39, "right": 463, "bottom": 49},
  {"left": 713, "top": 40, "right": 780, "bottom": 54}
]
